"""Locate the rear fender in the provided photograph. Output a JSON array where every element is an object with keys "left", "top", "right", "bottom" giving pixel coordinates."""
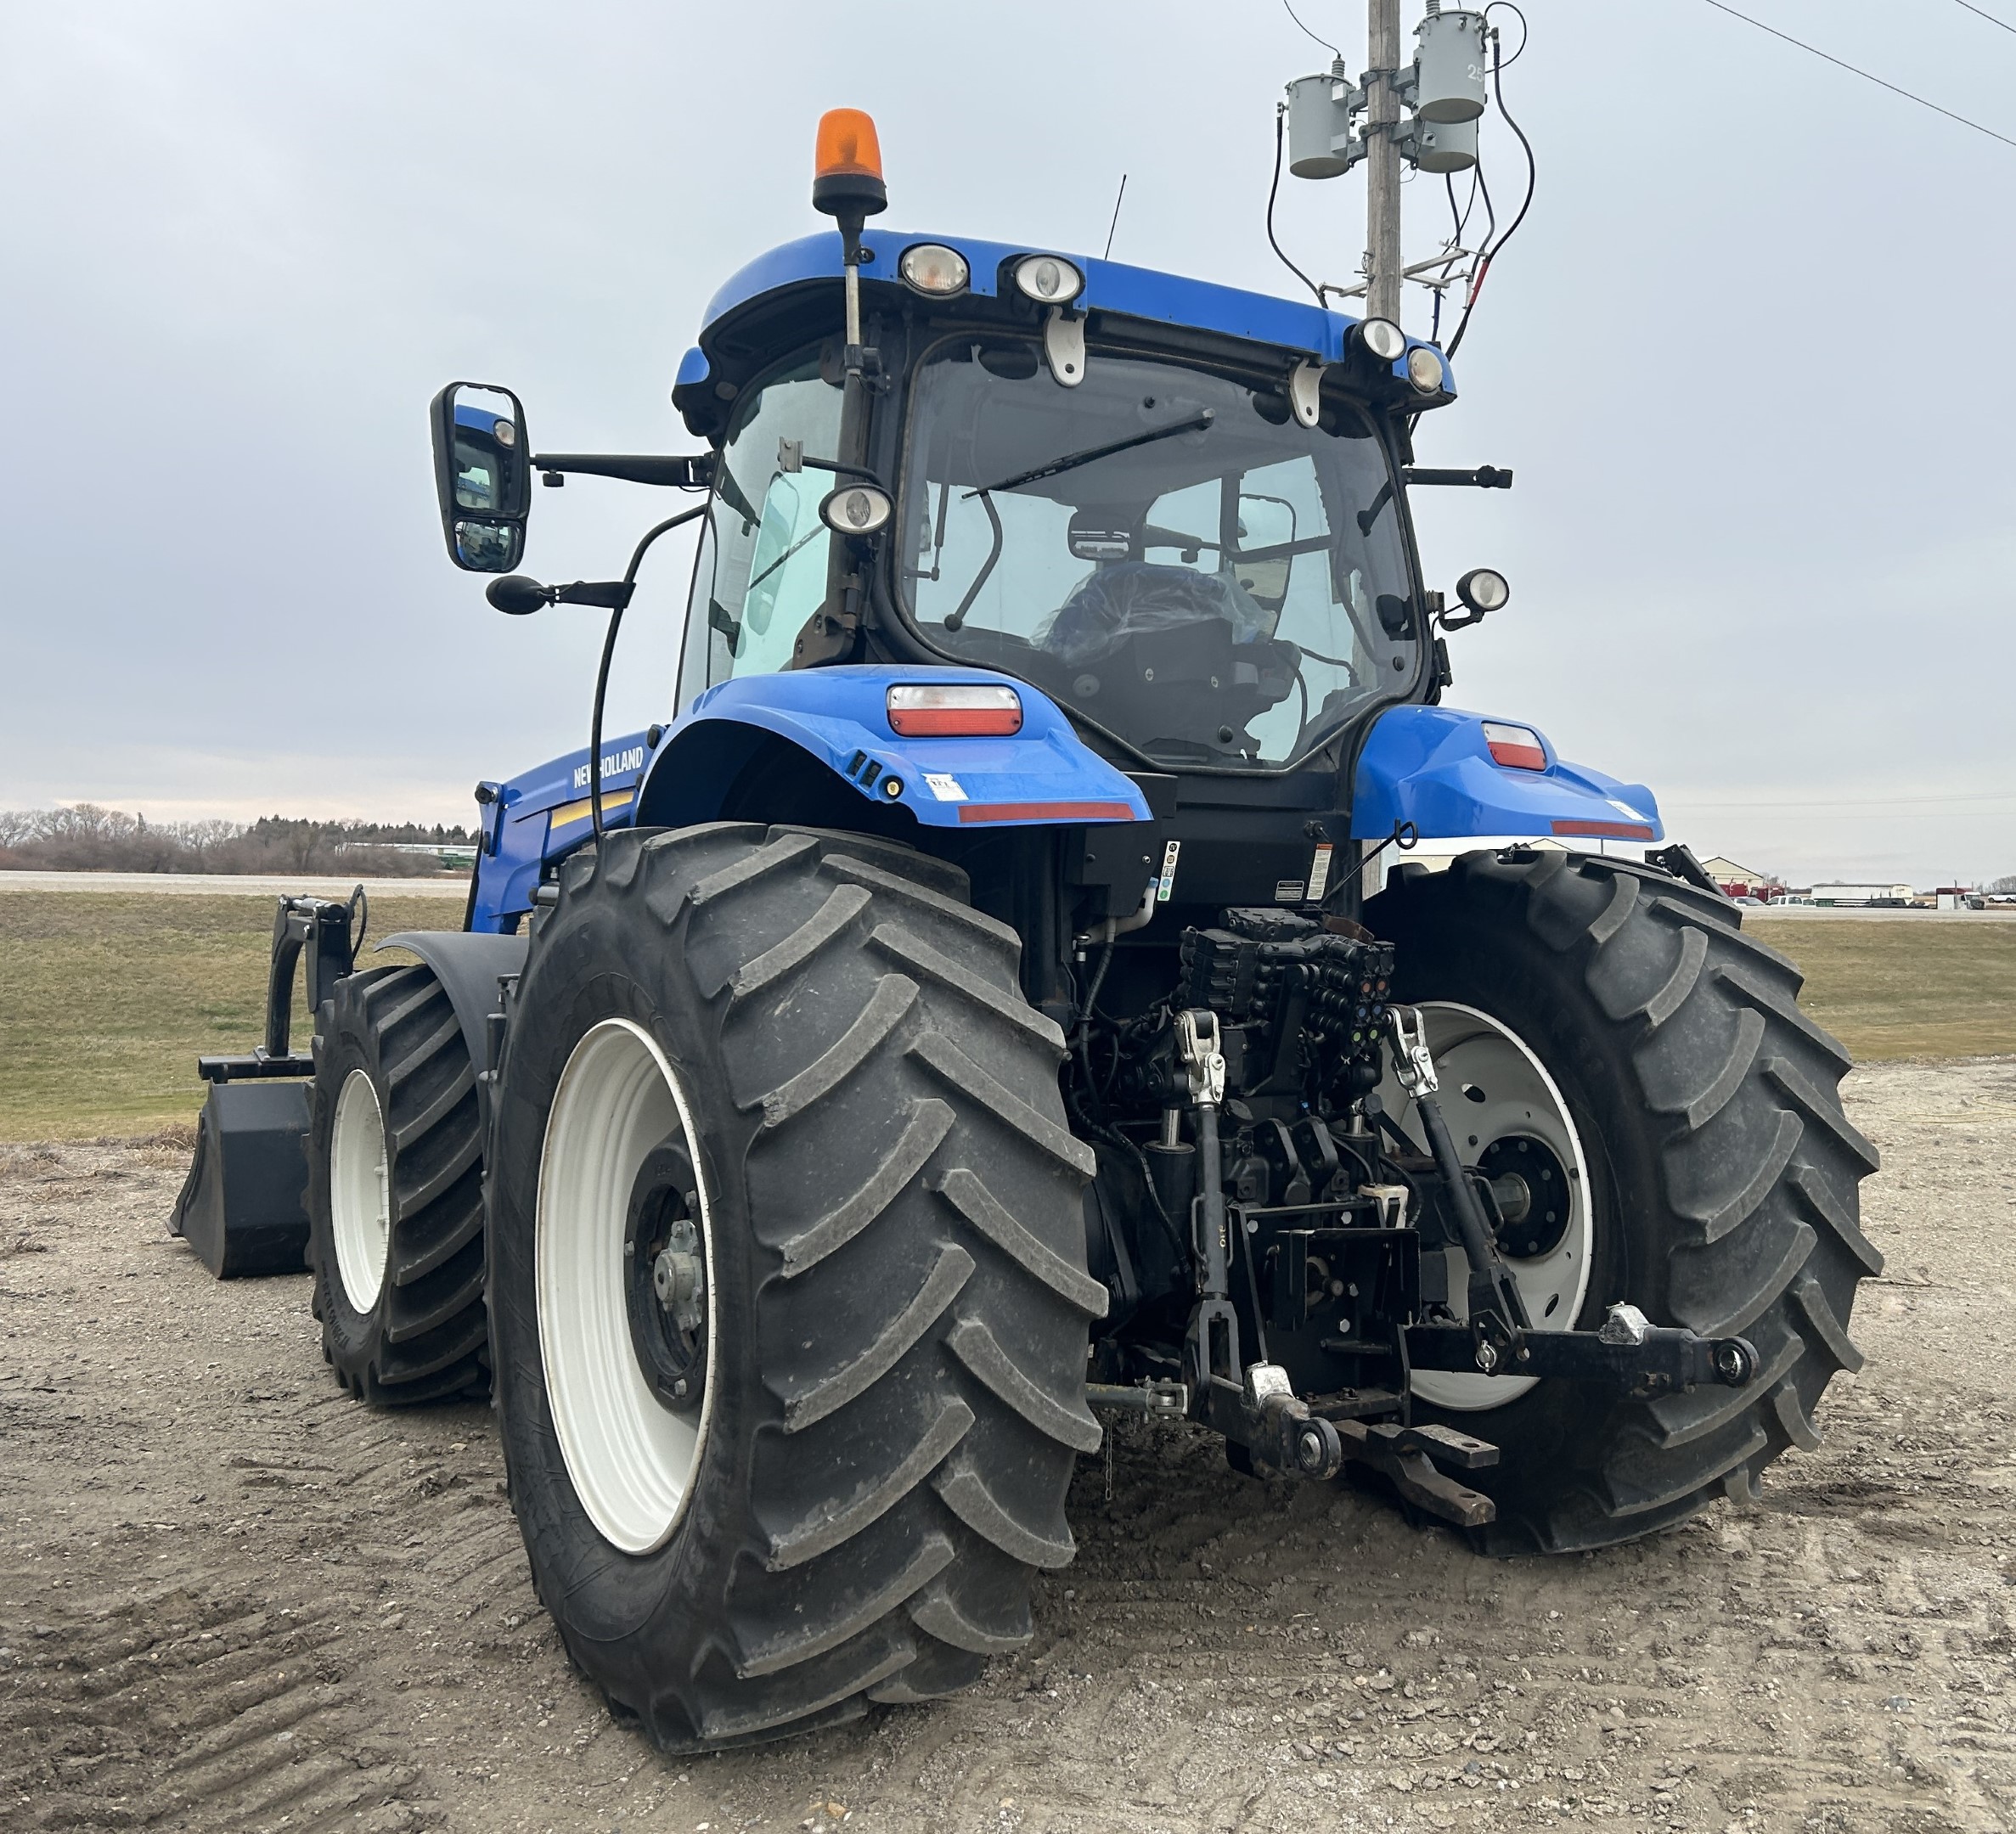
[
  {"left": 636, "top": 665, "right": 1152, "bottom": 832},
  {"left": 1351, "top": 706, "right": 1663, "bottom": 845}
]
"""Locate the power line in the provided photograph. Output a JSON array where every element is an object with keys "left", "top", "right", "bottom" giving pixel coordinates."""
[
  {"left": 1664, "top": 790, "right": 2016, "bottom": 811},
  {"left": 1953, "top": 0, "right": 2016, "bottom": 36},
  {"left": 1281, "top": 0, "right": 1339, "bottom": 56},
  {"left": 1698, "top": 0, "right": 2016, "bottom": 152}
]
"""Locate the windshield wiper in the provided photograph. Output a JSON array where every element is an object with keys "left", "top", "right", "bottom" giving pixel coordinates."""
[{"left": 965, "top": 409, "right": 1215, "bottom": 499}]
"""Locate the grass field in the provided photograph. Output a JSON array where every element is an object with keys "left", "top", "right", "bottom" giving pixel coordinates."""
[
  {"left": 0, "top": 889, "right": 2010, "bottom": 1139},
  {"left": 0, "top": 890, "right": 463, "bottom": 1140},
  {"left": 1748, "top": 916, "right": 2016, "bottom": 1063}
]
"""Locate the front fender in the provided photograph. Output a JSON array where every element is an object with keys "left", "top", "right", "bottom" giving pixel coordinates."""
[
  {"left": 374, "top": 931, "right": 529, "bottom": 1110},
  {"left": 1351, "top": 706, "right": 1663, "bottom": 844},
  {"left": 637, "top": 666, "right": 1152, "bottom": 830}
]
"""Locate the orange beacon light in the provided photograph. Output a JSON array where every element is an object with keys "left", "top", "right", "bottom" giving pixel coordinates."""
[{"left": 813, "top": 109, "right": 887, "bottom": 222}]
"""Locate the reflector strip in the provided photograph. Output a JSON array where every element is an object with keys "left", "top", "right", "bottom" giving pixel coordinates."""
[
  {"left": 956, "top": 801, "right": 1138, "bottom": 824},
  {"left": 1551, "top": 819, "right": 1656, "bottom": 841},
  {"left": 887, "top": 707, "right": 1022, "bottom": 736}
]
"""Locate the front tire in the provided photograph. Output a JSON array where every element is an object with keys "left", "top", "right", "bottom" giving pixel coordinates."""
[
  {"left": 307, "top": 965, "right": 490, "bottom": 1404},
  {"left": 1369, "top": 849, "right": 1881, "bottom": 1553},
  {"left": 488, "top": 824, "right": 1105, "bottom": 1749}
]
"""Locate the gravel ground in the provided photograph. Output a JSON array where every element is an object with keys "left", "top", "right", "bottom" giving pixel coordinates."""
[{"left": 3, "top": 1058, "right": 2013, "bottom": 1834}]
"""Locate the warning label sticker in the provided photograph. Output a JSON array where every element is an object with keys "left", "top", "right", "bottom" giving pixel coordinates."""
[{"left": 1305, "top": 842, "right": 1335, "bottom": 904}]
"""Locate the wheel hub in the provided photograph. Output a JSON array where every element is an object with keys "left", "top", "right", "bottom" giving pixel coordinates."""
[
  {"left": 1478, "top": 1133, "right": 1571, "bottom": 1261},
  {"left": 623, "top": 1137, "right": 707, "bottom": 1410}
]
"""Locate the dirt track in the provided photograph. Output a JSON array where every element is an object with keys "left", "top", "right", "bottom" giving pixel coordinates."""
[{"left": 4, "top": 1059, "right": 2014, "bottom": 1834}]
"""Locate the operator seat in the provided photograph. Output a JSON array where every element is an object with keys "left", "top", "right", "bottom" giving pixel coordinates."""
[{"left": 1038, "top": 561, "right": 1297, "bottom": 756}]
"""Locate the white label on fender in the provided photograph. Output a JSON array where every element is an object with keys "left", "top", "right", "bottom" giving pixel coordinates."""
[
  {"left": 1156, "top": 839, "right": 1181, "bottom": 903},
  {"left": 923, "top": 774, "right": 966, "bottom": 802},
  {"left": 1305, "top": 843, "right": 1334, "bottom": 903}
]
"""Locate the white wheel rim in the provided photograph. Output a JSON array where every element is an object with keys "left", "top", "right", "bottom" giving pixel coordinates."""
[
  {"left": 537, "top": 1018, "right": 715, "bottom": 1556},
  {"left": 1375, "top": 1002, "right": 1593, "bottom": 1412},
  {"left": 330, "top": 1067, "right": 391, "bottom": 1314}
]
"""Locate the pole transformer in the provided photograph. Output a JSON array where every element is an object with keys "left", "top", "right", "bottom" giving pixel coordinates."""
[{"left": 1281, "top": 2, "right": 1487, "bottom": 332}]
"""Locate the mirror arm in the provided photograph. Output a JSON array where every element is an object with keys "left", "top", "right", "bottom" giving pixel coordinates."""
[
  {"left": 553, "top": 580, "right": 636, "bottom": 609},
  {"left": 797, "top": 453, "right": 891, "bottom": 492},
  {"left": 1403, "top": 465, "right": 1513, "bottom": 489},
  {"left": 532, "top": 453, "right": 716, "bottom": 489}
]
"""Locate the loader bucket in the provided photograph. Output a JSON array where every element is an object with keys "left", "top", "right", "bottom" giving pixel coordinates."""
[{"left": 169, "top": 1079, "right": 314, "bottom": 1278}]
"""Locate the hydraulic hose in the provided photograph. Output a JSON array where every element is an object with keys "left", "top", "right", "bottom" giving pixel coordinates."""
[{"left": 587, "top": 503, "right": 709, "bottom": 847}]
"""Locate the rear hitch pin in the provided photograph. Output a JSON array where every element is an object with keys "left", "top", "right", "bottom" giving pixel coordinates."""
[
  {"left": 1174, "top": 1009, "right": 1226, "bottom": 1109},
  {"left": 1388, "top": 1005, "right": 1439, "bottom": 1097}
]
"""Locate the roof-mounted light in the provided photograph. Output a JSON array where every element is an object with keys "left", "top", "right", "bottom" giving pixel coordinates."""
[
  {"left": 1482, "top": 721, "right": 1546, "bottom": 771},
  {"left": 1405, "top": 345, "right": 1447, "bottom": 394},
  {"left": 1356, "top": 317, "right": 1405, "bottom": 362},
  {"left": 1012, "top": 254, "right": 1084, "bottom": 307},
  {"left": 887, "top": 683, "right": 1024, "bottom": 737},
  {"left": 899, "top": 243, "right": 969, "bottom": 296}
]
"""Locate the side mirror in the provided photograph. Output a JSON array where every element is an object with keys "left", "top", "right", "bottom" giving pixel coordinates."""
[{"left": 429, "top": 382, "right": 531, "bottom": 572}]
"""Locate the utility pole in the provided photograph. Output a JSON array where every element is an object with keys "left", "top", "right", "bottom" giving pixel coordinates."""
[{"left": 1365, "top": 0, "right": 1404, "bottom": 323}]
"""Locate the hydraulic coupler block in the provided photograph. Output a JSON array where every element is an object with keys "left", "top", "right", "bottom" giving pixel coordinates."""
[{"left": 1178, "top": 909, "right": 1394, "bottom": 1101}]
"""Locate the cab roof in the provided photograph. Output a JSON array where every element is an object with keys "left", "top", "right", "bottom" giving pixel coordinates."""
[{"left": 673, "top": 230, "right": 1454, "bottom": 430}]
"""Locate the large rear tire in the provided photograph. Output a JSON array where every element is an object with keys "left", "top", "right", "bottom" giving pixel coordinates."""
[
  {"left": 488, "top": 824, "right": 1104, "bottom": 1749},
  {"left": 307, "top": 964, "right": 491, "bottom": 1404},
  {"left": 1368, "top": 849, "right": 1880, "bottom": 1553}
]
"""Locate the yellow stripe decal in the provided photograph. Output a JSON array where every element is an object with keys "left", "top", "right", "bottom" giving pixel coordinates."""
[{"left": 549, "top": 790, "right": 637, "bottom": 830}]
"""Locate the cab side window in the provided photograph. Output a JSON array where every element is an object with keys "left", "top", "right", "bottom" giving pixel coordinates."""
[{"left": 678, "top": 354, "right": 843, "bottom": 706}]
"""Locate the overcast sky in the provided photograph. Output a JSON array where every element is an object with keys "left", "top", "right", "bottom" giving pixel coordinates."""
[{"left": 3, "top": 0, "right": 2011, "bottom": 886}]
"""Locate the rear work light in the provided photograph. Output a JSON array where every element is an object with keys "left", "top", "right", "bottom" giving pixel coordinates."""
[
  {"left": 887, "top": 683, "right": 1023, "bottom": 737},
  {"left": 1482, "top": 721, "right": 1547, "bottom": 770}
]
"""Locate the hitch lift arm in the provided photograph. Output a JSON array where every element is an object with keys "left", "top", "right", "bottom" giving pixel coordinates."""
[{"left": 1387, "top": 1006, "right": 1760, "bottom": 1399}]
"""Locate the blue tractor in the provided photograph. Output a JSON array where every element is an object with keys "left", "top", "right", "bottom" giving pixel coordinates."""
[{"left": 176, "top": 109, "right": 1878, "bottom": 1750}]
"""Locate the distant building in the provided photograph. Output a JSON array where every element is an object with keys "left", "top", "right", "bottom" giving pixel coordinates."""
[{"left": 1697, "top": 856, "right": 1783, "bottom": 900}]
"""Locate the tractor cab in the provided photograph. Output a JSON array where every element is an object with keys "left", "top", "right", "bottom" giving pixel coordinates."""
[{"left": 668, "top": 229, "right": 1445, "bottom": 779}]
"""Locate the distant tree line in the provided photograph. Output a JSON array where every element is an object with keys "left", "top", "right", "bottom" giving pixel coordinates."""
[
  {"left": 0, "top": 805, "right": 475, "bottom": 876},
  {"left": 1990, "top": 874, "right": 2016, "bottom": 895}
]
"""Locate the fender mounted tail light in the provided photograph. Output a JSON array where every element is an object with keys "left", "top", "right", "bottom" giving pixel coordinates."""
[
  {"left": 887, "top": 684, "right": 1022, "bottom": 737},
  {"left": 1482, "top": 721, "right": 1546, "bottom": 770}
]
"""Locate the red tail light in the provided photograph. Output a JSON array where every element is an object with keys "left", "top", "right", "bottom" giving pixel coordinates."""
[
  {"left": 1483, "top": 721, "right": 1546, "bottom": 770},
  {"left": 887, "top": 683, "right": 1022, "bottom": 737}
]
